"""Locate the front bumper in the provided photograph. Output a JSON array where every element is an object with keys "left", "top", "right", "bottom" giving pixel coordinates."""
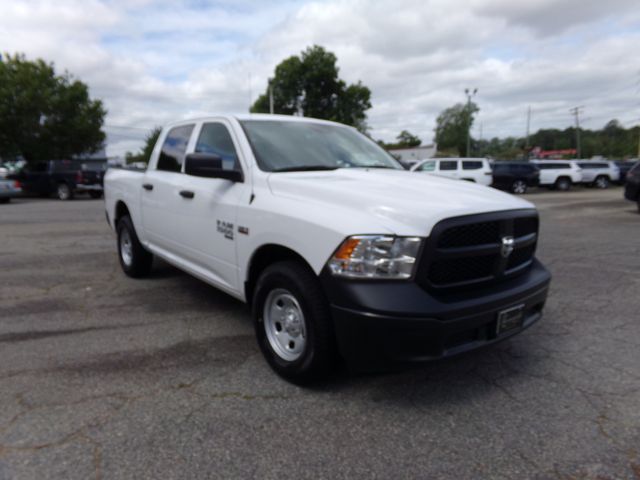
[{"left": 321, "top": 259, "right": 551, "bottom": 370}]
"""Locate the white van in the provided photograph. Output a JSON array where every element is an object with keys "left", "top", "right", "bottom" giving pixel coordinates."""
[{"left": 411, "top": 158, "right": 493, "bottom": 186}]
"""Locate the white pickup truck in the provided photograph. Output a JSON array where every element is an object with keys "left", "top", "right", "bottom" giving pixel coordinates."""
[{"left": 104, "top": 115, "right": 551, "bottom": 382}]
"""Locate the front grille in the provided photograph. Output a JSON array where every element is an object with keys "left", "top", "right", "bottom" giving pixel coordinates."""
[{"left": 416, "top": 210, "right": 539, "bottom": 291}]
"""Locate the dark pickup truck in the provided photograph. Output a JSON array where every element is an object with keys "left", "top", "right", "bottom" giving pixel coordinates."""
[{"left": 9, "top": 159, "right": 106, "bottom": 200}]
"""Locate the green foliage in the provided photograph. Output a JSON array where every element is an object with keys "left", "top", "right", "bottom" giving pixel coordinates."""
[
  {"left": 474, "top": 119, "right": 639, "bottom": 159},
  {"left": 0, "top": 53, "right": 106, "bottom": 162},
  {"left": 379, "top": 130, "right": 422, "bottom": 149},
  {"left": 125, "top": 127, "right": 161, "bottom": 164},
  {"left": 250, "top": 45, "right": 372, "bottom": 132},
  {"left": 434, "top": 102, "right": 479, "bottom": 156}
]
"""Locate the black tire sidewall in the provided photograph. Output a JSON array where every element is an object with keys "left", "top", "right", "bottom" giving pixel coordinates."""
[
  {"left": 555, "top": 178, "right": 570, "bottom": 191},
  {"left": 252, "top": 262, "right": 332, "bottom": 381},
  {"left": 116, "top": 215, "right": 152, "bottom": 277}
]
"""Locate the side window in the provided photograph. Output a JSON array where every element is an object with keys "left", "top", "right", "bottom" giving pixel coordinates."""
[
  {"left": 195, "top": 123, "right": 240, "bottom": 171},
  {"left": 157, "top": 124, "right": 194, "bottom": 173},
  {"left": 462, "top": 161, "right": 482, "bottom": 170},
  {"left": 417, "top": 160, "right": 435, "bottom": 172},
  {"left": 440, "top": 160, "right": 457, "bottom": 171}
]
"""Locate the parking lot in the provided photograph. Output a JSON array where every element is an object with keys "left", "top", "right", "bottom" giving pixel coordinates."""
[{"left": 0, "top": 188, "right": 639, "bottom": 480}]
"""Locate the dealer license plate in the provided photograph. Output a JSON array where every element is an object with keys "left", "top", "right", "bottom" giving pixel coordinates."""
[{"left": 496, "top": 304, "right": 525, "bottom": 335}]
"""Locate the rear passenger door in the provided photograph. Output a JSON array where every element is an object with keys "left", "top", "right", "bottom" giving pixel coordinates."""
[{"left": 141, "top": 123, "right": 195, "bottom": 252}]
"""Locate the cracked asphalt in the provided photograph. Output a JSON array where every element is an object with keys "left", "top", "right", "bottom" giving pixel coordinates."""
[{"left": 0, "top": 188, "right": 639, "bottom": 480}]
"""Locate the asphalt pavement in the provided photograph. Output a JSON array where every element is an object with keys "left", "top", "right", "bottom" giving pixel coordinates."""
[{"left": 0, "top": 188, "right": 639, "bottom": 479}]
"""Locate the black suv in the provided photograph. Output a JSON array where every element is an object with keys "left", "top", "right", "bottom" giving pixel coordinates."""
[
  {"left": 624, "top": 162, "right": 640, "bottom": 213},
  {"left": 491, "top": 162, "right": 540, "bottom": 194}
]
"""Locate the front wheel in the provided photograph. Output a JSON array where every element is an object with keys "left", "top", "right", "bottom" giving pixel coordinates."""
[
  {"left": 511, "top": 180, "right": 528, "bottom": 194},
  {"left": 252, "top": 261, "right": 336, "bottom": 383},
  {"left": 56, "top": 183, "right": 73, "bottom": 200},
  {"left": 116, "top": 215, "right": 153, "bottom": 277},
  {"left": 594, "top": 176, "right": 609, "bottom": 189}
]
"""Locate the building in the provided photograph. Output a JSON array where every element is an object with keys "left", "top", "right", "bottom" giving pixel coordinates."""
[{"left": 388, "top": 144, "right": 437, "bottom": 168}]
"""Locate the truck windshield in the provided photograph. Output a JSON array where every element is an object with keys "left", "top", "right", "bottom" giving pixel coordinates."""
[{"left": 240, "top": 120, "right": 402, "bottom": 172}]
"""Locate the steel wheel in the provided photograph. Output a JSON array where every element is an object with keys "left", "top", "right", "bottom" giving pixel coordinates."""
[
  {"left": 511, "top": 180, "right": 527, "bottom": 194},
  {"left": 119, "top": 228, "right": 133, "bottom": 267},
  {"left": 263, "top": 288, "right": 307, "bottom": 362}
]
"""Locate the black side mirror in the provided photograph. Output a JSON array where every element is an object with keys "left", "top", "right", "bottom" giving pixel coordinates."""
[{"left": 184, "top": 153, "right": 243, "bottom": 182}]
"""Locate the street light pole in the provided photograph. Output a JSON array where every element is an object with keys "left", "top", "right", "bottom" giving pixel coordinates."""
[{"left": 465, "top": 88, "right": 478, "bottom": 158}]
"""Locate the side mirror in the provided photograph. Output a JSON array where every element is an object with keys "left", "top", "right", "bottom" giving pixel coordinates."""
[{"left": 184, "top": 153, "right": 243, "bottom": 182}]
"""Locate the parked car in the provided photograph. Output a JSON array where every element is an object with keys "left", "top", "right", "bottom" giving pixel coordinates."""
[
  {"left": 624, "top": 162, "right": 640, "bottom": 213},
  {"left": 615, "top": 160, "right": 637, "bottom": 184},
  {"left": 410, "top": 158, "right": 493, "bottom": 185},
  {"left": 0, "top": 178, "right": 21, "bottom": 203},
  {"left": 491, "top": 162, "right": 540, "bottom": 194},
  {"left": 104, "top": 115, "right": 551, "bottom": 382},
  {"left": 576, "top": 160, "right": 620, "bottom": 188},
  {"left": 531, "top": 160, "right": 583, "bottom": 190},
  {"left": 8, "top": 159, "right": 106, "bottom": 200}
]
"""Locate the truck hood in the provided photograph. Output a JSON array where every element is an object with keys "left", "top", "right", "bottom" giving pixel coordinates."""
[{"left": 267, "top": 169, "right": 535, "bottom": 236}]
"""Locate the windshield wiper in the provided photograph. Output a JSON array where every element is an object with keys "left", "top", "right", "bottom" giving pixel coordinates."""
[{"left": 271, "top": 165, "right": 339, "bottom": 172}]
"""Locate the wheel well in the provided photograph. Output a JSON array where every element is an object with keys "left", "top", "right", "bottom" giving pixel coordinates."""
[
  {"left": 556, "top": 176, "right": 571, "bottom": 183},
  {"left": 114, "top": 201, "right": 130, "bottom": 227},
  {"left": 245, "top": 244, "right": 315, "bottom": 302}
]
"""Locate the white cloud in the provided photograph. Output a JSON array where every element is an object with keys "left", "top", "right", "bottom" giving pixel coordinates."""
[{"left": 1, "top": 0, "right": 639, "bottom": 156}]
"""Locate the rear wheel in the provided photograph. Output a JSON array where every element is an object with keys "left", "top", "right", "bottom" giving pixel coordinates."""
[
  {"left": 511, "top": 180, "right": 528, "bottom": 194},
  {"left": 116, "top": 215, "right": 153, "bottom": 277},
  {"left": 252, "top": 261, "right": 336, "bottom": 383},
  {"left": 56, "top": 183, "right": 73, "bottom": 200},
  {"left": 554, "top": 177, "right": 571, "bottom": 191},
  {"left": 594, "top": 176, "right": 609, "bottom": 189}
]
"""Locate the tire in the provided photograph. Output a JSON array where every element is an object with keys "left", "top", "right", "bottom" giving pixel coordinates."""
[
  {"left": 56, "top": 182, "right": 73, "bottom": 200},
  {"left": 89, "top": 191, "right": 103, "bottom": 199},
  {"left": 252, "top": 261, "right": 336, "bottom": 383},
  {"left": 116, "top": 215, "right": 153, "bottom": 278},
  {"left": 554, "top": 177, "right": 571, "bottom": 191},
  {"left": 511, "top": 179, "right": 528, "bottom": 194},
  {"left": 594, "top": 176, "right": 609, "bottom": 189}
]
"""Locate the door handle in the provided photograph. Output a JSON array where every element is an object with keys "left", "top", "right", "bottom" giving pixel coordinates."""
[
  {"left": 142, "top": 183, "right": 153, "bottom": 191},
  {"left": 179, "top": 190, "right": 195, "bottom": 199}
]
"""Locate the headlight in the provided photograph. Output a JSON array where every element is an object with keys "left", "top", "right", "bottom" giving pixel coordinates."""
[{"left": 327, "top": 235, "right": 422, "bottom": 279}]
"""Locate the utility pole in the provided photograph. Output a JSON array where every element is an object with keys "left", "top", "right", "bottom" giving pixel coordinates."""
[
  {"left": 525, "top": 106, "right": 531, "bottom": 160},
  {"left": 465, "top": 88, "right": 478, "bottom": 158},
  {"left": 269, "top": 79, "right": 274, "bottom": 114},
  {"left": 569, "top": 106, "right": 584, "bottom": 159}
]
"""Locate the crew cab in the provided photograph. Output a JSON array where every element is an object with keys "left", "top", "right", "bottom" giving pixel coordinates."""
[
  {"left": 104, "top": 115, "right": 551, "bottom": 382},
  {"left": 9, "top": 159, "right": 106, "bottom": 200}
]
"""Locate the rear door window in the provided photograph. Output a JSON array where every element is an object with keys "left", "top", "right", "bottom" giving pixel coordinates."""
[
  {"left": 157, "top": 124, "right": 195, "bottom": 173},
  {"left": 462, "top": 161, "right": 482, "bottom": 170}
]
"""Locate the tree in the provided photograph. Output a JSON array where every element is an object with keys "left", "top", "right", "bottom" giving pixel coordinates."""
[
  {"left": 250, "top": 45, "right": 372, "bottom": 131},
  {"left": 0, "top": 53, "right": 106, "bottom": 162},
  {"left": 378, "top": 130, "right": 422, "bottom": 149},
  {"left": 434, "top": 102, "right": 479, "bottom": 156},
  {"left": 125, "top": 127, "right": 161, "bottom": 164}
]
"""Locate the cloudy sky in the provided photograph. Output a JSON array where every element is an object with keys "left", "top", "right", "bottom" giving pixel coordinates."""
[{"left": 2, "top": 0, "right": 640, "bottom": 156}]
